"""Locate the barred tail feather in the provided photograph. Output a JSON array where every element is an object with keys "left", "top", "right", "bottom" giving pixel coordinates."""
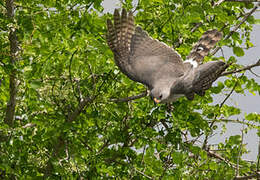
[
  {"left": 106, "top": 19, "right": 116, "bottom": 51},
  {"left": 126, "top": 11, "right": 135, "bottom": 51},
  {"left": 107, "top": 9, "right": 135, "bottom": 59},
  {"left": 187, "top": 29, "right": 223, "bottom": 64}
]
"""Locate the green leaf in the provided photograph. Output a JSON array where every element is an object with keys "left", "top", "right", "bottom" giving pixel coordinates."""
[
  {"left": 172, "top": 151, "right": 183, "bottom": 164},
  {"left": 233, "top": 46, "right": 245, "bottom": 57},
  {"left": 0, "top": 1, "right": 257, "bottom": 178},
  {"left": 245, "top": 113, "right": 260, "bottom": 122},
  {"left": 30, "top": 79, "right": 42, "bottom": 89},
  {"left": 246, "top": 15, "right": 255, "bottom": 24},
  {"left": 254, "top": 19, "right": 260, "bottom": 25}
]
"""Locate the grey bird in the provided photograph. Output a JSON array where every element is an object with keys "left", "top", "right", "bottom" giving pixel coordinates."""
[{"left": 107, "top": 9, "right": 229, "bottom": 103}]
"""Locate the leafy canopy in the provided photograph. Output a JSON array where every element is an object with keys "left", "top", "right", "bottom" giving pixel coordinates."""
[{"left": 0, "top": 0, "right": 260, "bottom": 179}]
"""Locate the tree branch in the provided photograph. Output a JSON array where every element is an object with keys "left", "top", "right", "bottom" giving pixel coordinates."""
[
  {"left": 22, "top": 123, "right": 36, "bottom": 128},
  {"left": 42, "top": 95, "right": 94, "bottom": 176},
  {"left": 68, "top": 49, "right": 79, "bottom": 100},
  {"left": 188, "top": 147, "right": 239, "bottom": 169},
  {"left": 235, "top": 120, "right": 245, "bottom": 177},
  {"left": 257, "top": 136, "right": 260, "bottom": 171},
  {"left": 225, "top": 0, "right": 260, "bottom": 2},
  {"left": 134, "top": 168, "right": 153, "bottom": 179},
  {"left": 221, "top": 59, "right": 260, "bottom": 76},
  {"left": 220, "top": 76, "right": 241, "bottom": 108},
  {"left": 234, "top": 172, "right": 260, "bottom": 180},
  {"left": 67, "top": 96, "right": 93, "bottom": 122},
  {"left": 207, "top": 150, "right": 238, "bottom": 169},
  {"left": 203, "top": 77, "right": 240, "bottom": 149},
  {"left": 4, "top": 0, "right": 19, "bottom": 127},
  {"left": 191, "top": 22, "right": 203, "bottom": 33},
  {"left": 208, "top": 118, "right": 256, "bottom": 127},
  {"left": 110, "top": 91, "right": 148, "bottom": 102}
]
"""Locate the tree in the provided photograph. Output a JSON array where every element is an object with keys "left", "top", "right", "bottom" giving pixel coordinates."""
[{"left": 0, "top": 0, "right": 260, "bottom": 179}]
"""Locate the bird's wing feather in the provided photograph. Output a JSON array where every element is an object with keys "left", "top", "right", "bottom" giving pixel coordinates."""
[
  {"left": 187, "top": 29, "right": 222, "bottom": 63},
  {"left": 107, "top": 9, "right": 184, "bottom": 88},
  {"left": 129, "top": 27, "right": 185, "bottom": 87},
  {"left": 192, "top": 61, "right": 229, "bottom": 95}
]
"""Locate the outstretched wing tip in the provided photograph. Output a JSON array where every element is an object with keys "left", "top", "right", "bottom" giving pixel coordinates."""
[
  {"left": 106, "top": 8, "right": 185, "bottom": 88},
  {"left": 187, "top": 29, "right": 223, "bottom": 63},
  {"left": 114, "top": 8, "right": 119, "bottom": 14}
]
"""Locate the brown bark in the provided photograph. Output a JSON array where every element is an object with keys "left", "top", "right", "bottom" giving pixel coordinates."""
[{"left": 4, "top": 0, "right": 19, "bottom": 127}]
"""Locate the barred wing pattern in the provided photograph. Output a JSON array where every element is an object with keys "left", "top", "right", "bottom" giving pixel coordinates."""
[
  {"left": 107, "top": 9, "right": 184, "bottom": 88},
  {"left": 106, "top": 8, "right": 228, "bottom": 103}
]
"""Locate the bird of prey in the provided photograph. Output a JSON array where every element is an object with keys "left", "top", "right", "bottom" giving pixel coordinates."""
[{"left": 106, "top": 9, "right": 229, "bottom": 103}]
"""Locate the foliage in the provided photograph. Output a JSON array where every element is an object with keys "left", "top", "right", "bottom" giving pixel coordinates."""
[{"left": 0, "top": 0, "right": 260, "bottom": 179}]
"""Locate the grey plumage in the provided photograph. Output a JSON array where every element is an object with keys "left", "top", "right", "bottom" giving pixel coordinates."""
[{"left": 107, "top": 9, "right": 229, "bottom": 103}]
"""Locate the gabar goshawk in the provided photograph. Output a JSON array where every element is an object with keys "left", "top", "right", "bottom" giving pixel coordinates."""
[{"left": 106, "top": 9, "right": 229, "bottom": 103}]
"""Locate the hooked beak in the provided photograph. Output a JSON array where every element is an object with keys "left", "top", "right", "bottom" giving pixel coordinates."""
[{"left": 153, "top": 97, "right": 161, "bottom": 104}]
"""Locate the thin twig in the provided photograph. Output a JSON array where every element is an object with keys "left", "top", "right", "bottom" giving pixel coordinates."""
[
  {"left": 97, "top": 140, "right": 109, "bottom": 154},
  {"left": 235, "top": 119, "right": 245, "bottom": 177},
  {"left": 208, "top": 119, "right": 256, "bottom": 127},
  {"left": 214, "top": 0, "right": 225, "bottom": 6},
  {"left": 69, "top": 49, "right": 79, "bottom": 100},
  {"left": 87, "top": 63, "right": 96, "bottom": 93},
  {"left": 207, "top": 150, "right": 239, "bottom": 169},
  {"left": 191, "top": 22, "right": 203, "bottom": 33},
  {"left": 249, "top": 69, "right": 260, "bottom": 78},
  {"left": 220, "top": 75, "right": 242, "bottom": 108},
  {"left": 110, "top": 91, "right": 148, "bottom": 102},
  {"left": 221, "top": 59, "right": 260, "bottom": 76},
  {"left": 225, "top": 0, "right": 260, "bottom": 2},
  {"left": 22, "top": 123, "right": 36, "bottom": 128},
  {"left": 234, "top": 172, "right": 260, "bottom": 180},
  {"left": 141, "top": 145, "right": 147, "bottom": 165},
  {"left": 134, "top": 168, "right": 153, "bottom": 179},
  {"left": 78, "top": 137, "right": 93, "bottom": 152},
  {"left": 257, "top": 136, "right": 260, "bottom": 171},
  {"left": 67, "top": 96, "right": 93, "bottom": 122},
  {"left": 159, "top": 147, "right": 174, "bottom": 180},
  {"left": 203, "top": 75, "right": 241, "bottom": 149}
]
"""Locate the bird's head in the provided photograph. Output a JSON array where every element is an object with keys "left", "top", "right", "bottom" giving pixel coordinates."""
[{"left": 150, "top": 87, "right": 170, "bottom": 104}]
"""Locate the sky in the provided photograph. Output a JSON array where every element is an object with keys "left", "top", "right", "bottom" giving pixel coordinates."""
[
  {"left": 211, "top": 11, "right": 260, "bottom": 161},
  {"left": 101, "top": 0, "right": 260, "bottom": 161}
]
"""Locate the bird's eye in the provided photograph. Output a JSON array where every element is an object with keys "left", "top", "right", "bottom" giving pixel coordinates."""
[{"left": 159, "top": 94, "right": 163, "bottom": 99}]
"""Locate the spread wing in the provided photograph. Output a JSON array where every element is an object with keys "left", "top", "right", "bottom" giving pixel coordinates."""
[
  {"left": 106, "top": 9, "right": 185, "bottom": 89},
  {"left": 192, "top": 61, "right": 229, "bottom": 96}
]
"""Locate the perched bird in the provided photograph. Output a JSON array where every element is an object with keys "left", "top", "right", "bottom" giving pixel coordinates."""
[{"left": 106, "top": 9, "right": 229, "bottom": 103}]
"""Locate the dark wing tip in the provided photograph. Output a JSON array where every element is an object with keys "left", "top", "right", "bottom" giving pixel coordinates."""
[
  {"left": 122, "top": 8, "right": 127, "bottom": 17},
  {"left": 114, "top": 8, "right": 119, "bottom": 16},
  {"left": 187, "top": 29, "right": 223, "bottom": 63},
  {"left": 107, "top": 19, "right": 113, "bottom": 28},
  {"left": 202, "top": 29, "right": 223, "bottom": 40},
  {"left": 215, "top": 31, "right": 223, "bottom": 40},
  {"left": 114, "top": 9, "right": 120, "bottom": 22}
]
